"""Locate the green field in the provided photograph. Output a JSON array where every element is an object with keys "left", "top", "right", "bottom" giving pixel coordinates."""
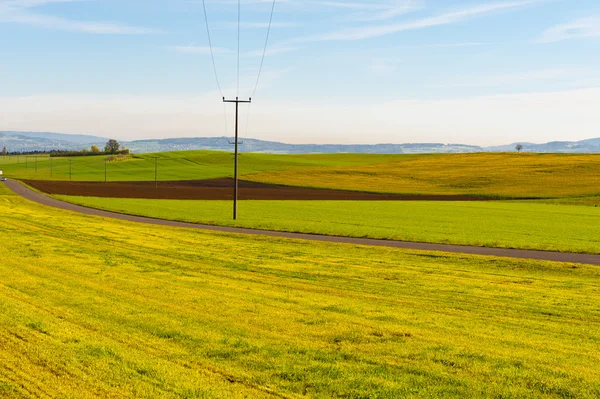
[
  {"left": 2, "top": 184, "right": 600, "bottom": 398},
  {"left": 0, "top": 151, "right": 396, "bottom": 183},
  {"left": 3, "top": 151, "right": 600, "bottom": 198},
  {"left": 55, "top": 197, "right": 600, "bottom": 254}
]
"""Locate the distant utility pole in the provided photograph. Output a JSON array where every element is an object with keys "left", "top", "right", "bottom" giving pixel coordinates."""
[
  {"left": 104, "top": 159, "right": 107, "bottom": 183},
  {"left": 69, "top": 159, "right": 72, "bottom": 181},
  {"left": 154, "top": 157, "right": 158, "bottom": 188},
  {"left": 223, "top": 96, "right": 251, "bottom": 220},
  {"left": 50, "top": 157, "right": 53, "bottom": 178},
  {"left": 35, "top": 156, "right": 38, "bottom": 173}
]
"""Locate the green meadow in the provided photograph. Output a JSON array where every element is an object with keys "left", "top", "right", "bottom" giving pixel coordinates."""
[
  {"left": 2, "top": 151, "right": 600, "bottom": 198},
  {"left": 1, "top": 184, "right": 600, "bottom": 398},
  {"left": 55, "top": 197, "right": 600, "bottom": 254},
  {"left": 0, "top": 151, "right": 397, "bottom": 183}
]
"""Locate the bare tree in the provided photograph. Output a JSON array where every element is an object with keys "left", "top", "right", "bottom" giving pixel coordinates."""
[
  {"left": 516, "top": 144, "right": 523, "bottom": 153},
  {"left": 2, "top": 146, "right": 6, "bottom": 156}
]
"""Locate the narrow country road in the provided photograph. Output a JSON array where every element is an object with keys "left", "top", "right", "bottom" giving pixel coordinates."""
[{"left": 5, "top": 179, "right": 600, "bottom": 266}]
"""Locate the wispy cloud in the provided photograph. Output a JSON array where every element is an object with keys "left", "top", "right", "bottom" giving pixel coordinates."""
[
  {"left": 220, "top": 21, "right": 301, "bottom": 29},
  {"left": 172, "top": 44, "right": 299, "bottom": 57},
  {"left": 295, "top": 0, "right": 542, "bottom": 42},
  {"left": 537, "top": 15, "right": 600, "bottom": 43},
  {"left": 172, "top": 45, "right": 232, "bottom": 55},
  {"left": 0, "top": 0, "right": 161, "bottom": 34}
]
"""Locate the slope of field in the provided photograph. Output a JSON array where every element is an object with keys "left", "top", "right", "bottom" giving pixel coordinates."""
[
  {"left": 2, "top": 186, "right": 600, "bottom": 397},
  {"left": 3, "top": 152, "right": 600, "bottom": 198},
  {"left": 0, "top": 152, "right": 399, "bottom": 182},
  {"left": 55, "top": 197, "right": 600, "bottom": 254},
  {"left": 245, "top": 153, "right": 600, "bottom": 198}
]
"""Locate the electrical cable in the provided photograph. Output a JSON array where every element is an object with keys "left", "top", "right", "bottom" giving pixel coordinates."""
[
  {"left": 251, "top": 0, "right": 276, "bottom": 99},
  {"left": 237, "top": 0, "right": 241, "bottom": 98},
  {"left": 201, "top": 0, "right": 224, "bottom": 97}
]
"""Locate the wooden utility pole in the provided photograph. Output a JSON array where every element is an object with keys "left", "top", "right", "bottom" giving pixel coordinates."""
[
  {"left": 223, "top": 97, "right": 251, "bottom": 220},
  {"left": 154, "top": 157, "right": 158, "bottom": 188},
  {"left": 69, "top": 159, "right": 72, "bottom": 181}
]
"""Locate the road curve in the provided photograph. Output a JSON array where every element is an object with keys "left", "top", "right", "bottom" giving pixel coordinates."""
[{"left": 5, "top": 179, "right": 600, "bottom": 266}]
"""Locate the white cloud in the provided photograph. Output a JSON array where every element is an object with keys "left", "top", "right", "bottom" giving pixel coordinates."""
[
  {"left": 296, "top": 0, "right": 542, "bottom": 42},
  {"left": 0, "top": 0, "right": 161, "bottom": 34},
  {"left": 538, "top": 15, "right": 600, "bottom": 43}
]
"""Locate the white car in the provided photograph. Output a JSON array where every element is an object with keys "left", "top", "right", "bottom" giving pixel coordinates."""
[{"left": 1, "top": 177, "right": 7, "bottom": 182}]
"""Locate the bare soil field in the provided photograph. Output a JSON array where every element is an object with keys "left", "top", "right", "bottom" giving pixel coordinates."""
[{"left": 23, "top": 178, "right": 498, "bottom": 200}]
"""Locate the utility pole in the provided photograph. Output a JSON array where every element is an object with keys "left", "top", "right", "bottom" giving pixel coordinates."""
[
  {"left": 154, "top": 157, "right": 158, "bottom": 188},
  {"left": 50, "top": 157, "right": 53, "bottom": 178},
  {"left": 35, "top": 156, "right": 38, "bottom": 172},
  {"left": 69, "top": 159, "right": 72, "bottom": 181},
  {"left": 104, "top": 159, "right": 107, "bottom": 183},
  {"left": 223, "top": 96, "right": 251, "bottom": 220}
]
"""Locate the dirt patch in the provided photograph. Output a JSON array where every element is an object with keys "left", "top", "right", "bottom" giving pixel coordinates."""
[{"left": 23, "top": 178, "right": 497, "bottom": 201}]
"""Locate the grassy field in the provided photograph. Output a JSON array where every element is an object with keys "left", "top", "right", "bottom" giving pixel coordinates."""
[
  {"left": 1, "top": 186, "right": 600, "bottom": 397},
  {"left": 3, "top": 152, "right": 600, "bottom": 198},
  {"left": 0, "top": 151, "right": 396, "bottom": 183},
  {"left": 55, "top": 196, "right": 600, "bottom": 254},
  {"left": 245, "top": 153, "right": 600, "bottom": 198}
]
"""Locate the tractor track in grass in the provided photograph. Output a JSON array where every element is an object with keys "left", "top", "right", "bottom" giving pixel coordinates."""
[{"left": 5, "top": 179, "right": 600, "bottom": 266}]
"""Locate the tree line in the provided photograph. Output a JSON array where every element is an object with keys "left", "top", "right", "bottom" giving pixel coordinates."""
[
  {"left": 49, "top": 140, "right": 130, "bottom": 157},
  {"left": 2, "top": 140, "right": 129, "bottom": 157}
]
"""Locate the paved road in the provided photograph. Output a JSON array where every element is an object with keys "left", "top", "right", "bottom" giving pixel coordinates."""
[{"left": 5, "top": 179, "right": 600, "bottom": 266}]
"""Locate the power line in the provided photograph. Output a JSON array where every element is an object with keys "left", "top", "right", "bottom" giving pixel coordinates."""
[
  {"left": 251, "top": 0, "right": 276, "bottom": 99},
  {"left": 201, "top": 0, "right": 224, "bottom": 97},
  {"left": 237, "top": 0, "right": 241, "bottom": 98}
]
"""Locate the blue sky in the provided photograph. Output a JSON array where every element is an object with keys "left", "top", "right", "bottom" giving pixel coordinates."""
[{"left": 1, "top": 0, "right": 599, "bottom": 145}]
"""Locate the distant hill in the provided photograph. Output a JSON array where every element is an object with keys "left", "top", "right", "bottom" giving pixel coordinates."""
[
  {"left": 1, "top": 131, "right": 599, "bottom": 154},
  {"left": 0, "top": 131, "right": 107, "bottom": 153}
]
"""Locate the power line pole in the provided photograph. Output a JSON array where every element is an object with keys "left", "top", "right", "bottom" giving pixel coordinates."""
[
  {"left": 69, "top": 159, "right": 72, "bottom": 181},
  {"left": 154, "top": 157, "right": 158, "bottom": 188},
  {"left": 104, "top": 159, "right": 107, "bottom": 183},
  {"left": 223, "top": 96, "right": 251, "bottom": 220}
]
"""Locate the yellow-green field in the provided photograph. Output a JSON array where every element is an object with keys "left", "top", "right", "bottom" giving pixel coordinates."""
[
  {"left": 56, "top": 197, "right": 600, "bottom": 254},
  {"left": 2, "top": 152, "right": 600, "bottom": 198},
  {"left": 1, "top": 185, "right": 600, "bottom": 398},
  {"left": 245, "top": 153, "right": 600, "bottom": 198}
]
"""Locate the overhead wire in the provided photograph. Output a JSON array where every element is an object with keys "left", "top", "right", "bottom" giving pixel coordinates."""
[
  {"left": 201, "top": 0, "right": 277, "bottom": 140},
  {"left": 201, "top": 0, "right": 229, "bottom": 136},
  {"left": 251, "top": 0, "right": 276, "bottom": 99},
  {"left": 201, "top": 0, "right": 224, "bottom": 98},
  {"left": 237, "top": 0, "right": 241, "bottom": 98},
  {"left": 245, "top": 0, "right": 276, "bottom": 141}
]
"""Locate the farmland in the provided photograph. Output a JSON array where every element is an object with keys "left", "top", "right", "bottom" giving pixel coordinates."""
[
  {"left": 55, "top": 197, "right": 600, "bottom": 254},
  {"left": 2, "top": 152, "right": 600, "bottom": 198},
  {"left": 0, "top": 152, "right": 397, "bottom": 184},
  {"left": 1, "top": 183, "right": 600, "bottom": 398}
]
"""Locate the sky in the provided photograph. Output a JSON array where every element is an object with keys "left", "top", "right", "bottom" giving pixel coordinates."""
[{"left": 0, "top": 0, "right": 599, "bottom": 145}]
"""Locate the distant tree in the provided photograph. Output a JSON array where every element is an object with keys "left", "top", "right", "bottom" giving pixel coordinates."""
[
  {"left": 91, "top": 145, "right": 100, "bottom": 153},
  {"left": 105, "top": 139, "right": 120, "bottom": 154},
  {"left": 2, "top": 146, "right": 6, "bottom": 156},
  {"left": 516, "top": 144, "right": 523, "bottom": 153}
]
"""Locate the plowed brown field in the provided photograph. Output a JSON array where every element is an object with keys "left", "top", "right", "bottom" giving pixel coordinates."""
[{"left": 23, "top": 178, "right": 498, "bottom": 200}]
